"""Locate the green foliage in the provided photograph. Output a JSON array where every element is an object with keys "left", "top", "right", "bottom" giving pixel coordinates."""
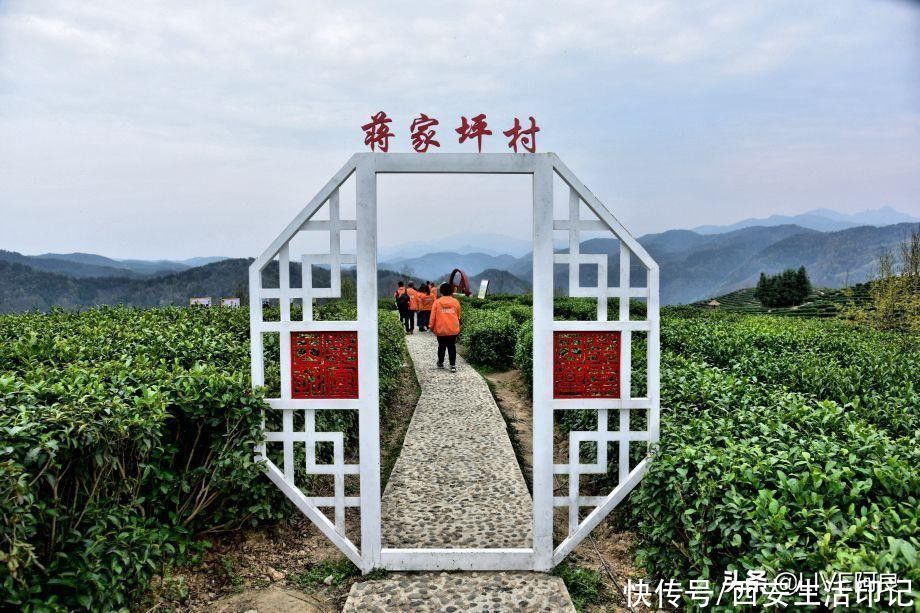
[
  {"left": 0, "top": 306, "right": 275, "bottom": 610},
  {"left": 846, "top": 229, "right": 920, "bottom": 334},
  {"left": 633, "top": 350, "right": 920, "bottom": 588},
  {"left": 695, "top": 284, "right": 872, "bottom": 318},
  {"left": 513, "top": 319, "right": 533, "bottom": 392},
  {"left": 462, "top": 296, "right": 919, "bottom": 592},
  {"left": 461, "top": 309, "right": 521, "bottom": 369},
  {"left": 0, "top": 305, "right": 408, "bottom": 611},
  {"left": 662, "top": 309, "right": 919, "bottom": 437},
  {"left": 754, "top": 267, "right": 811, "bottom": 308},
  {"left": 289, "top": 558, "right": 359, "bottom": 588},
  {"left": 377, "top": 310, "right": 409, "bottom": 404},
  {"left": 553, "top": 563, "right": 603, "bottom": 611}
]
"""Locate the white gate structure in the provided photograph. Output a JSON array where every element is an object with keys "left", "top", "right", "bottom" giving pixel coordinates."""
[{"left": 249, "top": 152, "right": 660, "bottom": 573}]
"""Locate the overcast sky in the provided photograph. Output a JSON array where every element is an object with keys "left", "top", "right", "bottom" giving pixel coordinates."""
[{"left": 1, "top": 1, "right": 918, "bottom": 260}]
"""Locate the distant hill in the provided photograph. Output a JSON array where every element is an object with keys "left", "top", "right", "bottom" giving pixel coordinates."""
[
  {"left": 379, "top": 232, "right": 534, "bottom": 260},
  {"left": 13, "top": 251, "right": 230, "bottom": 278},
  {"left": 470, "top": 269, "right": 529, "bottom": 295},
  {"left": 449, "top": 223, "right": 916, "bottom": 304},
  {"left": 1, "top": 250, "right": 147, "bottom": 279},
  {"left": 381, "top": 251, "right": 520, "bottom": 281},
  {"left": 0, "top": 257, "right": 410, "bottom": 312},
  {"left": 693, "top": 206, "right": 918, "bottom": 234},
  {"left": 3, "top": 221, "right": 916, "bottom": 311},
  {"left": 0, "top": 259, "right": 251, "bottom": 312}
]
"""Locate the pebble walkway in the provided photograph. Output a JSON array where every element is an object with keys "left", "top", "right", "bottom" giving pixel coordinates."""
[
  {"left": 344, "top": 332, "right": 575, "bottom": 611},
  {"left": 344, "top": 571, "right": 574, "bottom": 612},
  {"left": 381, "top": 332, "right": 532, "bottom": 549}
]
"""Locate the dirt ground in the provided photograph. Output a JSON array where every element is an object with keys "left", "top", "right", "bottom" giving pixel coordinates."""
[
  {"left": 139, "top": 357, "right": 420, "bottom": 612},
  {"left": 484, "top": 368, "right": 648, "bottom": 613}
]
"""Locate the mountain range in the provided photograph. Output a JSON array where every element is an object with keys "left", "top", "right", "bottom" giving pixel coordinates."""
[
  {"left": 692, "top": 205, "right": 917, "bottom": 234},
  {"left": 0, "top": 250, "right": 228, "bottom": 279},
  {"left": 2, "top": 207, "right": 917, "bottom": 312}
]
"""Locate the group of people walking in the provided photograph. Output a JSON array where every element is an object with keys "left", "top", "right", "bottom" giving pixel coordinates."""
[{"left": 395, "top": 281, "right": 462, "bottom": 372}]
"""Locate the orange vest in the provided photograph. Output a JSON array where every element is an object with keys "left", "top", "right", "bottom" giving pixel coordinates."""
[
  {"left": 395, "top": 287, "right": 406, "bottom": 298},
  {"left": 429, "top": 296, "right": 461, "bottom": 336},
  {"left": 418, "top": 292, "right": 435, "bottom": 311},
  {"left": 407, "top": 288, "right": 419, "bottom": 310}
]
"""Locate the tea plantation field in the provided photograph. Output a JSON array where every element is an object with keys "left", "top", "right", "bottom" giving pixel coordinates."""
[
  {"left": 468, "top": 296, "right": 919, "bottom": 596},
  {"left": 0, "top": 305, "right": 407, "bottom": 611},
  {"left": 1, "top": 299, "right": 917, "bottom": 609}
]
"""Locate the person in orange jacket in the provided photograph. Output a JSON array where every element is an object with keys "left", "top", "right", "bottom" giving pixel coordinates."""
[
  {"left": 405, "top": 282, "right": 419, "bottom": 334},
  {"left": 428, "top": 282, "right": 462, "bottom": 372},
  {"left": 417, "top": 284, "right": 434, "bottom": 331},
  {"left": 395, "top": 281, "right": 412, "bottom": 333}
]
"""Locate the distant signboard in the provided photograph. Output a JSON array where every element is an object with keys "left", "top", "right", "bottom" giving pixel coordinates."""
[
  {"left": 189, "top": 297, "right": 211, "bottom": 307},
  {"left": 477, "top": 279, "right": 489, "bottom": 299},
  {"left": 221, "top": 297, "right": 241, "bottom": 308}
]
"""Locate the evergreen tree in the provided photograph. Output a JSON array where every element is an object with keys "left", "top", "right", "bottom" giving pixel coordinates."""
[{"left": 754, "top": 267, "right": 811, "bottom": 308}]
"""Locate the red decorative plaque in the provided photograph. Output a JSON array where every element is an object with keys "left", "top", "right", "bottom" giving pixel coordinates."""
[
  {"left": 553, "top": 331, "right": 621, "bottom": 399},
  {"left": 291, "top": 331, "right": 359, "bottom": 399}
]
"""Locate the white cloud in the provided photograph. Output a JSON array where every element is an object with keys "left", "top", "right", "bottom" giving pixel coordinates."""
[{"left": 0, "top": 0, "right": 918, "bottom": 257}]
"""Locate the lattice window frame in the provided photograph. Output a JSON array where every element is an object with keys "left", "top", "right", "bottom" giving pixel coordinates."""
[
  {"left": 249, "top": 153, "right": 660, "bottom": 573},
  {"left": 249, "top": 155, "right": 379, "bottom": 571},
  {"left": 531, "top": 156, "right": 661, "bottom": 569}
]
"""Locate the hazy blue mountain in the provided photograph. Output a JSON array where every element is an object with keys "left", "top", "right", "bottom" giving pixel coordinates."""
[
  {"left": 470, "top": 269, "right": 530, "bottom": 295},
  {"left": 379, "top": 232, "right": 534, "bottom": 260},
  {"left": 179, "top": 256, "right": 230, "bottom": 267},
  {"left": 809, "top": 205, "right": 918, "bottom": 226},
  {"left": 380, "top": 251, "right": 520, "bottom": 281},
  {"left": 480, "top": 223, "right": 913, "bottom": 304},
  {"left": 36, "top": 252, "right": 129, "bottom": 268},
  {"left": 693, "top": 206, "right": 918, "bottom": 234},
  {"left": 0, "top": 256, "right": 406, "bottom": 312},
  {"left": 4, "top": 221, "right": 916, "bottom": 311},
  {"left": 2, "top": 250, "right": 145, "bottom": 278},
  {"left": 20, "top": 252, "right": 229, "bottom": 277},
  {"left": 116, "top": 259, "right": 191, "bottom": 275},
  {"left": 712, "top": 223, "right": 911, "bottom": 294}
]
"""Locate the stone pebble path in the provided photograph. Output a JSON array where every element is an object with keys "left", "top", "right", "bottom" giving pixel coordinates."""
[
  {"left": 344, "top": 332, "right": 575, "bottom": 612},
  {"left": 344, "top": 571, "right": 574, "bottom": 612},
  {"left": 381, "top": 332, "right": 532, "bottom": 549}
]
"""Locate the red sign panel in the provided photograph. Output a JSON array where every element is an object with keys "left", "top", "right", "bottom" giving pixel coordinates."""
[
  {"left": 291, "top": 331, "right": 359, "bottom": 399},
  {"left": 553, "top": 331, "right": 621, "bottom": 399}
]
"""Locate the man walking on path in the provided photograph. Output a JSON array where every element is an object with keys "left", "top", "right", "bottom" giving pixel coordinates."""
[
  {"left": 428, "top": 282, "right": 462, "bottom": 372},
  {"left": 417, "top": 284, "right": 434, "bottom": 331},
  {"left": 395, "top": 282, "right": 412, "bottom": 333},
  {"left": 406, "top": 282, "right": 419, "bottom": 334}
]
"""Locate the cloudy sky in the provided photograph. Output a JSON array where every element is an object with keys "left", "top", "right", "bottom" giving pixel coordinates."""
[{"left": 1, "top": 1, "right": 918, "bottom": 259}]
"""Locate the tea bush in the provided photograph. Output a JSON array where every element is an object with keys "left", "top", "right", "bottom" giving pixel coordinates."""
[
  {"left": 513, "top": 319, "right": 533, "bottom": 392},
  {"left": 634, "top": 350, "right": 920, "bottom": 588},
  {"left": 460, "top": 309, "right": 520, "bottom": 369},
  {"left": 0, "top": 305, "right": 408, "bottom": 611},
  {"left": 461, "top": 298, "right": 919, "bottom": 596},
  {"left": 663, "top": 311, "right": 919, "bottom": 438}
]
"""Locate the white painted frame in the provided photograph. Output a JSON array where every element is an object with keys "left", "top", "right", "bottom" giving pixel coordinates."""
[{"left": 249, "top": 152, "right": 660, "bottom": 573}]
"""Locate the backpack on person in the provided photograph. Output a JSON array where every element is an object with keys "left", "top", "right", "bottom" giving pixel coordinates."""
[{"left": 396, "top": 290, "right": 410, "bottom": 311}]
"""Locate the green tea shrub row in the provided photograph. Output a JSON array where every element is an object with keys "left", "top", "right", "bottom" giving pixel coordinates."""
[
  {"left": 465, "top": 300, "right": 918, "bottom": 590},
  {"left": 634, "top": 350, "right": 920, "bottom": 588},
  {"left": 662, "top": 310, "right": 919, "bottom": 437},
  {"left": 0, "top": 307, "right": 273, "bottom": 610},
  {"left": 0, "top": 305, "right": 408, "bottom": 611},
  {"left": 513, "top": 320, "right": 533, "bottom": 391},
  {"left": 460, "top": 309, "right": 521, "bottom": 369}
]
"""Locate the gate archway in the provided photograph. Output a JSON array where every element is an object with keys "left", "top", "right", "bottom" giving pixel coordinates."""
[{"left": 249, "top": 153, "right": 660, "bottom": 572}]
